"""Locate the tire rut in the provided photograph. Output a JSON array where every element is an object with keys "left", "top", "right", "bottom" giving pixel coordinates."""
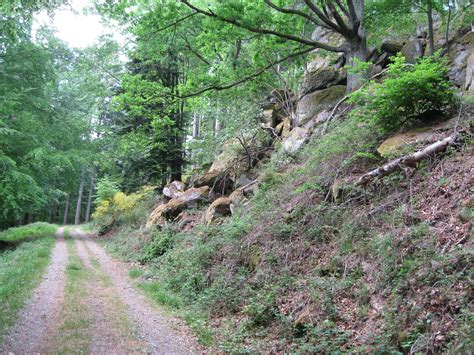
[
  {"left": 75, "top": 229, "right": 200, "bottom": 354},
  {"left": 71, "top": 232, "right": 147, "bottom": 354},
  {"left": 0, "top": 227, "right": 68, "bottom": 353}
]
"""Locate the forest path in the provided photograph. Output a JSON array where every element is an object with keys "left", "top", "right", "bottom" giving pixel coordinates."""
[
  {"left": 1, "top": 227, "right": 199, "bottom": 354},
  {"left": 1, "top": 227, "right": 68, "bottom": 353}
]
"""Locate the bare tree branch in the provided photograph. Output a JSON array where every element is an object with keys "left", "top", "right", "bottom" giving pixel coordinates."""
[
  {"left": 327, "top": 2, "right": 353, "bottom": 38},
  {"left": 141, "top": 12, "right": 198, "bottom": 40},
  {"left": 264, "top": 0, "right": 331, "bottom": 30},
  {"left": 335, "top": 0, "right": 349, "bottom": 16},
  {"left": 303, "top": 0, "right": 342, "bottom": 34},
  {"left": 180, "top": 0, "right": 345, "bottom": 53},
  {"left": 173, "top": 47, "right": 313, "bottom": 99},
  {"left": 182, "top": 35, "right": 211, "bottom": 65}
]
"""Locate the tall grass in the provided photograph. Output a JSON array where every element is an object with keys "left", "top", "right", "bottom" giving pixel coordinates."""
[{"left": 0, "top": 223, "right": 57, "bottom": 342}]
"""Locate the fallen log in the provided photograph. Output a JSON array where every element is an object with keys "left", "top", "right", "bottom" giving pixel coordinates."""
[{"left": 356, "top": 134, "right": 459, "bottom": 186}]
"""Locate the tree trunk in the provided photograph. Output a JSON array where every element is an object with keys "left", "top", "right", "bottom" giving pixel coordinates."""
[
  {"left": 444, "top": 0, "right": 452, "bottom": 52},
  {"left": 214, "top": 118, "right": 222, "bottom": 135},
  {"left": 50, "top": 202, "right": 56, "bottom": 224},
  {"left": 345, "top": 0, "right": 368, "bottom": 93},
  {"left": 85, "top": 171, "right": 95, "bottom": 223},
  {"left": 427, "top": 1, "right": 435, "bottom": 56},
  {"left": 346, "top": 40, "right": 368, "bottom": 92},
  {"left": 74, "top": 170, "right": 84, "bottom": 225},
  {"left": 63, "top": 194, "right": 70, "bottom": 225},
  {"left": 192, "top": 114, "right": 200, "bottom": 139}
]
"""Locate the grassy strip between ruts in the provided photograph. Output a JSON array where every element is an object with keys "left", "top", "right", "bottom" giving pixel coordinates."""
[
  {"left": 45, "top": 229, "right": 92, "bottom": 353},
  {"left": 0, "top": 223, "right": 57, "bottom": 342}
]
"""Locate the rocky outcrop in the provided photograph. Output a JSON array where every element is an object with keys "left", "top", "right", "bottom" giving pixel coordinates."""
[
  {"left": 146, "top": 186, "right": 210, "bottom": 227},
  {"left": 193, "top": 140, "right": 245, "bottom": 193},
  {"left": 377, "top": 120, "right": 454, "bottom": 158},
  {"left": 381, "top": 40, "right": 404, "bottom": 54},
  {"left": 275, "top": 117, "right": 291, "bottom": 139},
  {"left": 447, "top": 31, "right": 474, "bottom": 87},
  {"left": 203, "top": 180, "right": 259, "bottom": 224},
  {"left": 163, "top": 180, "right": 186, "bottom": 199},
  {"left": 282, "top": 127, "right": 310, "bottom": 155},
  {"left": 204, "top": 197, "right": 232, "bottom": 224},
  {"left": 295, "top": 85, "right": 346, "bottom": 127},
  {"left": 401, "top": 38, "right": 425, "bottom": 64},
  {"left": 465, "top": 51, "right": 474, "bottom": 91},
  {"left": 299, "top": 67, "right": 346, "bottom": 98},
  {"left": 260, "top": 90, "right": 294, "bottom": 128}
]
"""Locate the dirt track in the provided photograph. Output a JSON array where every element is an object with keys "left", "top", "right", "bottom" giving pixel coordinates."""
[{"left": 0, "top": 227, "right": 199, "bottom": 354}]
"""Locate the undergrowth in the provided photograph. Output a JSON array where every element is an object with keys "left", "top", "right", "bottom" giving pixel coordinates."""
[{"left": 98, "top": 113, "right": 471, "bottom": 351}]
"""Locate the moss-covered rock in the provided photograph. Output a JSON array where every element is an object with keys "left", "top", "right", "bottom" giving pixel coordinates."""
[{"left": 295, "top": 85, "right": 346, "bottom": 127}]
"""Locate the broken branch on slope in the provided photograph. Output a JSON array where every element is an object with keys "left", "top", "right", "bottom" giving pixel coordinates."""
[{"left": 356, "top": 134, "right": 460, "bottom": 186}]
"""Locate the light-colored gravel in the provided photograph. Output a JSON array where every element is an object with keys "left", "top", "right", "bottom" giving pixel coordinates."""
[
  {"left": 72, "top": 233, "right": 147, "bottom": 354},
  {"left": 75, "top": 228, "right": 201, "bottom": 354},
  {"left": 0, "top": 227, "right": 68, "bottom": 353},
  {"left": 1, "top": 226, "right": 200, "bottom": 354}
]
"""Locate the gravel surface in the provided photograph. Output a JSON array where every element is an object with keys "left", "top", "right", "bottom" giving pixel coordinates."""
[
  {"left": 1, "top": 227, "right": 199, "bottom": 354},
  {"left": 72, "top": 233, "right": 148, "bottom": 354},
  {"left": 75, "top": 228, "right": 201, "bottom": 354},
  {"left": 0, "top": 227, "right": 68, "bottom": 353}
]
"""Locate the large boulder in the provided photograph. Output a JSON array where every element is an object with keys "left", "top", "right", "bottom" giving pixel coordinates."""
[
  {"left": 401, "top": 38, "right": 425, "bottom": 64},
  {"left": 377, "top": 121, "right": 453, "bottom": 158},
  {"left": 299, "top": 67, "right": 346, "bottom": 98},
  {"left": 175, "top": 186, "right": 210, "bottom": 207},
  {"left": 282, "top": 127, "right": 310, "bottom": 155},
  {"left": 204, "top": 197, "right": 232, "bottom": 225},
  {"left": 193, "top": 140, "right": 245, "bottom": 193},
  {"left": 448, "top": 31, "right": 473, "bottom": 88},
  {"left": 295, "top": 85, "right": 346, "bottom": 127},
  {"left": 146, "top": 186, "right": 210, "bottom": 227},
  {"left": 146, "top": 200, "right": 186, "bottom": 227},
  {"left": 381, "top": 40, "right": 404, "bottom": 54},
  {"left": 275, "top": 117, "right": 292, "bottom": 138},
  {"left": 163, "top": 180, "right": 186, "bottom": 199},
  {"left": 229, "top": 180, "right": 259, "bottom": 214}
]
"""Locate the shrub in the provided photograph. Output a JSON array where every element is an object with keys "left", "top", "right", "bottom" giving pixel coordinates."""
[
  {"left": 140, "top": 226, "right": 174, "bottom": 262},
  {"left": 92, "top": 180, "right": 155, "bottom": 232},
  {"left": 349, "top": 55, "right": 454, "bottom": 132}
]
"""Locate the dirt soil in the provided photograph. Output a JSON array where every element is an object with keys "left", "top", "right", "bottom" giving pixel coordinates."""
[{"left": 0, "top": 227, "right": 200, "bottom": 354}]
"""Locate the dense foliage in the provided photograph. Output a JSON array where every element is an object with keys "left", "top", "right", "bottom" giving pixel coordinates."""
[{"left": 350, "top": 55, "right": 455, "bottom": 131}]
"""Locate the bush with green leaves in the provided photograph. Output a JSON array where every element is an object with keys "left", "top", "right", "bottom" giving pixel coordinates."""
[
  {"left": 349, "top": 55, "right": 454, "bottom": 132},
  {"left": 140, "top": 226, "right": 174, "bottom": 262}
]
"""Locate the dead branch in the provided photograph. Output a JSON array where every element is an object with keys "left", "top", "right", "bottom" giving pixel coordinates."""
[{"left": 356, "top": 134, "right": 459, "bottom": 186}]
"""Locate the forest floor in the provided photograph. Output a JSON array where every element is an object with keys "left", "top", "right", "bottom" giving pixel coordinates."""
[{"left": 0, "top": 227, "right": 200, "bottom": 354}]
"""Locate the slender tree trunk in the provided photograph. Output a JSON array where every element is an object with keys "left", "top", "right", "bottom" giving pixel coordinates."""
[
  {"left": 444, "top": 0, "right": 452, "bottom": 52},
  {"left": 85, "top": 171, "right": 95, "bottom": 223},
  {"left": 214, "top": 118, "right": 222, "bottom": 135},
  {"left": 192, "top": 114, "right": 200, "bottom": 139},
  {"left": 50, "top": 202, "right": 56, "bottom": 224},
  {"left": 63, "top": 194, "right": 70, "bottom": 225},
  {"left": 74, "top": 170, "right": 84, "bottom": 225},
  {"left": 427, "top": 1, "right": 435, "bottom": 55}
]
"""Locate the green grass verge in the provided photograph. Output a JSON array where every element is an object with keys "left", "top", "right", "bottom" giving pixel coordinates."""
[
  {"left": 0, "top": 222, "right": 56, "bottom": 243},
  {"left": 0, "top": 223, "right": 57, "bottom": 342},
  {"left": 139, "top": 281, "right": 213, "bottom": 347}
]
